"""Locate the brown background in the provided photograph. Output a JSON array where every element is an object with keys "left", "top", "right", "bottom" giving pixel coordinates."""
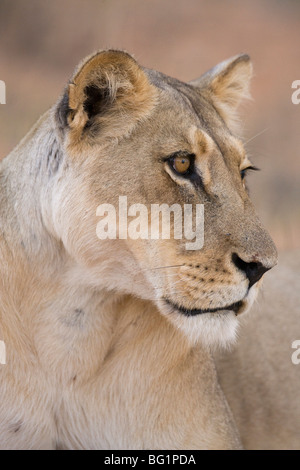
[{"left": 0, "top": 0, "right": 299, "bottom": 250}]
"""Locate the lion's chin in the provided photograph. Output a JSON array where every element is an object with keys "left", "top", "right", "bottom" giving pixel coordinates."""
[
  {"left": 157, "top": 290, "right": 259, "bottom": 348},
  {"left": 155, "top": 281, "right": 261, "bottom": 348},
  {"left": 164, "top": 309, "right": 240, "bottom": 349}
]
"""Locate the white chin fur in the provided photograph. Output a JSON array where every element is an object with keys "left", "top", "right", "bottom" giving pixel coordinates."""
[
  {"left": 155, "top": 285, "right": 259, "bottom": 349},
  {"left": 167, "top": 310, "right": 240, "bottom": 349}
]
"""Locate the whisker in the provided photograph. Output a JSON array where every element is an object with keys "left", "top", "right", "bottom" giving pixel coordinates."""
[
  {"left": 149, "top": 264, "right": 185, "bottom": 271},
  {"left": 244, "top": 127, "right": 270, "bottom": 145}
]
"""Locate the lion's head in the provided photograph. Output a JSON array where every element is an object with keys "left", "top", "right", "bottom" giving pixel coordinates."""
[{"left": 48, "top": 50, "right": 277, "bottom": 347}]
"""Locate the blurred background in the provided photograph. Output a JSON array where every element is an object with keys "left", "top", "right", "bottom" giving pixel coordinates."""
[{"left": 0, "top": 0, "right": 299, "bottom": 250}]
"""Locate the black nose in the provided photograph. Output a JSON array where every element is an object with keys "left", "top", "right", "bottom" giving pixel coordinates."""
[{"left": 232, "top": 253, "right": 270, "bottom": 288}]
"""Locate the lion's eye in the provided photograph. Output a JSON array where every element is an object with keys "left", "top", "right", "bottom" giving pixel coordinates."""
[
  {"left": 240, "top": 165, "right": 259, "bottom": 180},
  {"left": 168, "top": 153, "right": 195, "bottom": 176},
  {"left": 173, "top": 156, "right": 191, "bottom": 174}
]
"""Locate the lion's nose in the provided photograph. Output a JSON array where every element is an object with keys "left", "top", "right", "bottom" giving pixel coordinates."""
[{"left": 231, "top": 253, "right": 271, "bottom": 288}]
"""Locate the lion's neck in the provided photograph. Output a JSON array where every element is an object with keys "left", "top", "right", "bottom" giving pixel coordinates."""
[
  {"left": 0, "top": 234, "right": 190, "bottom": 383},
  {"left": 0, "top": 111, "right": 59, "bottom": 262},
  {"left": 0, "top": 112, "right": 102, "bottom": 365}
]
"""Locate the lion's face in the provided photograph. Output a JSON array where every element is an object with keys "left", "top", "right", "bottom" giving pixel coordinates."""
[{"left": 53, "top": 50, "right": 278, "bottom": 346}]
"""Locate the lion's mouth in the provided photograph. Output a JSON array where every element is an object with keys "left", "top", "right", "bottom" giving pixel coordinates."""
[{"left": 164, "top": 298, "right": 244, "bottom": 317}]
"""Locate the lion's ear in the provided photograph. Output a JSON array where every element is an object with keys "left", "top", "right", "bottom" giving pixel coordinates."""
[
  {"left": 55, "top": 50, "right": 156, "bottom": 143},
  {"left": 190, "top": 54, "right": 252, "bottom": 133}
]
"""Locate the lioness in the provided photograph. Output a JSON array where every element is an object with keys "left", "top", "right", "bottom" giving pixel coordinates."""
[{"left": 0, "top": 49, "right": 294, "bottom": 449}]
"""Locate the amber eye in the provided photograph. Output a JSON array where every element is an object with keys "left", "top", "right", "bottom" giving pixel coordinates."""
[{"left": 170, "top": 154, "right": 193, "bottom": 175}]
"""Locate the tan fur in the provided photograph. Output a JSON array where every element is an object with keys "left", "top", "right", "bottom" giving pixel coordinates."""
[{"left": 0, "top": 50, "right": 279, "bottom": 449}]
